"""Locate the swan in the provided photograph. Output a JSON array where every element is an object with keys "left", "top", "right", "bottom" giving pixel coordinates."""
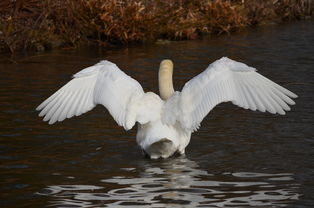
[{"left": 36, "top": 57, "right": 298, "bottom": 159}]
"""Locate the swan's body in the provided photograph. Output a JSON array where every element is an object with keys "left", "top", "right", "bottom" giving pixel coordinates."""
[{"left": 37, "top": 57, "right": 297, "bottom": 159}]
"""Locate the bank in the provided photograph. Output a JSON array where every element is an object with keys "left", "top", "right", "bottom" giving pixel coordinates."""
[{"left": 0, "top": 0, "right": 313, "bottom": 54}]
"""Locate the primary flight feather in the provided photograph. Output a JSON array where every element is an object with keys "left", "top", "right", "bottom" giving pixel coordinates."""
[{"left": 37, "top": 57, "right": 297, "bottom": 159}]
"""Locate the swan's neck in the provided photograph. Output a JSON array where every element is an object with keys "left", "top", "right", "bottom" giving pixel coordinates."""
[{"left": 159, "top": 60, "right": 174, "bottom": 100}]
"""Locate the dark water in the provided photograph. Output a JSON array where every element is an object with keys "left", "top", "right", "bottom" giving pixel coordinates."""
[{"left": 1, "top": 21, "right": 314, "bottom": 207}]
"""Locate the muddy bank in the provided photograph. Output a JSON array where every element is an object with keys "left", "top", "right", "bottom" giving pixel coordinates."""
[{"left": 0, "top": 0, "right": 313, "bottom": 54}]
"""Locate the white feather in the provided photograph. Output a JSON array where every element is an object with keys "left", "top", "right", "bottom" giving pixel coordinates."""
[
  {"left": 37, "top": 57, "right": 297, "bottom": 158},
  {"left": 162, "top": 57, "right": 298, "bottom": 132},
  {"left": 37, "top": 60, "right": 159, "bottom": 130}
]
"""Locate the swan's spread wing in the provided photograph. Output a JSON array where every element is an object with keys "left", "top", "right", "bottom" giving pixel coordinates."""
[
  {"left": 163, "top": 57, "right": 298, "bottom": 131},
  {"left": 36, "top": 60, "right": 147, "bottom": 129}
]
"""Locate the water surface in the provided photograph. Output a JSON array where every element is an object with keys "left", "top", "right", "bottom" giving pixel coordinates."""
[{"left": 0, "top": 21, "right": 314, "bottom": 207}]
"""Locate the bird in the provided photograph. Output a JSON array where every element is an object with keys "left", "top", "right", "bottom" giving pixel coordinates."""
[{"left": 36, "top": 57, "right": 298, "bottom": 159}]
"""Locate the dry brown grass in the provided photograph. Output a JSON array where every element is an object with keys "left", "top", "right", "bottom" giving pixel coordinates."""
[
  {"left": 0, "top": 0, "right": 85, "bottom": 53},
  {"left": 245, "top": 0, "right": 314, "bottom": 25},
  {"left": 0, "top": 0, "right": 313, "bottom": 53},
  {"left": 77, "top": 0, "right": 246, "bottom": 41}
]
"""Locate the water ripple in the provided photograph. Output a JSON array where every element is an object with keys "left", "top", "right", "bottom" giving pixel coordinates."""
[{"left": 38, "top": 157, "right": 300, "bottom": 207}]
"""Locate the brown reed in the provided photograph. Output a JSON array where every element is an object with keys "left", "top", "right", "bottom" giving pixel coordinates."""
[{"left": 0, "top": 0, "right": 313, "bottom": 54}]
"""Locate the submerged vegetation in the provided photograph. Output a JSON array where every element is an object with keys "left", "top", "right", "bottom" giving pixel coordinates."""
[{"left": 0, "top": 0, "right": 313, "bottom": 53}]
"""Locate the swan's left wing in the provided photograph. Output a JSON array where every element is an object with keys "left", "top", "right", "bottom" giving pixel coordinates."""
[
  {"left": 36, "top": 60, "right": 157, "bottom": 130},
  {"left": 162, "top": 57, "right": 298, "bottom": 132}
]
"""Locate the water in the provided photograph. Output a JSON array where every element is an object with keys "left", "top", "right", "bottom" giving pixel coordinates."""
[{"left": 0, "top": 21, "right": 313, "bottom": 207}]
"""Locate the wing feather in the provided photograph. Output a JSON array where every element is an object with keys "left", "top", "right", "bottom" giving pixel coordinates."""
[
  {"left": 36, "top": 60, "right": 154, "bottom": 130},
  {"left": 58, "top": 92, "right": 75, "bottom": 122},
  {"left": 37, "top": 89, "right": 61, "bottom": 111},
  {"left": 50, "top": 91, "right": 74, "bottom": 124},
  {"left": 43, "top": 92, "right": 68, "bottom": 122},
  {"left": 163, "top": 57, "right": 298, "bottom": 131},
  {"left": 66, "top": 91, "right": 81, "bottom": 119},
  {"left": 39, "top": 91, "right": 64, "bottom": 117},
  {"left": 240, "top": 78, "right": 256, "bottom": 111}
]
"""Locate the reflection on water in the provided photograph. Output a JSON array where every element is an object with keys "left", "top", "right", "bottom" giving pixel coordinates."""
[
  {"left": 1, "top": 21, "right": 314, "bottom": 207},
  {"left": 39, "top": 157, "right": 299, "bottom": 207}
]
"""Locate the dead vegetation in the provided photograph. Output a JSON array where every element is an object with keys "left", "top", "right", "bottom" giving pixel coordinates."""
[
  {"left": 0, "top": 0, "right": 313, "bottom": 53},
  {"left": 245, "top": 0, "right": 314, "bottom": 25}
]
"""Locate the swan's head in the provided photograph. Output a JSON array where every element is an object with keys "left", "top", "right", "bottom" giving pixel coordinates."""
[
  {"left": 159, "top": 59, "right": 173, "bottom": 73},
  {"left": 159, "top": 59, "right": 174, "bottom": 100}
]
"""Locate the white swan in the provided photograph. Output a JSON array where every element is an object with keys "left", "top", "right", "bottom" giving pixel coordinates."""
[{"left": 36, "top": 57, "right": 298, "bottom": 159}]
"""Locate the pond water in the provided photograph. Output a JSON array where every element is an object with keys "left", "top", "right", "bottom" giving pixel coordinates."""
[{"left": 0, "top": 21, "right": 314, "bottom": 207}]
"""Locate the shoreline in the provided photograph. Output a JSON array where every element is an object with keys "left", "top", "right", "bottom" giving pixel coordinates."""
[{"left": 1, "top": 0, "right": 313, "bottom": 54}]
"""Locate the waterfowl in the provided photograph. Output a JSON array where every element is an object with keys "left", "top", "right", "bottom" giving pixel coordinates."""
[{"left": 36, "top": 57, "right": 297, "bottom": 159}]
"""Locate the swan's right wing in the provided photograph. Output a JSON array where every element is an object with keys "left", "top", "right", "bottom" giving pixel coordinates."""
[
  {"left": 163, "top": 57, "right": 298, "bottom": 132},
  {"left": 36, "top": 61, "right": 145, "bottom": 129}
]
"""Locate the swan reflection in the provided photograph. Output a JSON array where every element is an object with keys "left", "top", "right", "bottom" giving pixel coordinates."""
[{"left": 38, "top": 157, "right": 300, "bottom": 207}]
